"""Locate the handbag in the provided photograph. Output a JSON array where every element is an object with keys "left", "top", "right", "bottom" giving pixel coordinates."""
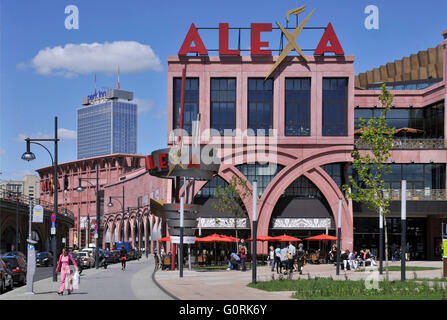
[
  {"left": 287, "top": 253, "right": 293, "bottom": 260},
  {"left": 73, "top": 270, "right": 80, "bottom": 290}
]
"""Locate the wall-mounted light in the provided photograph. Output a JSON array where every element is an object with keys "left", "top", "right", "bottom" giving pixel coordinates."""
[
  {"left": 430, "top": 160, "right": 434, "bottom": 163},
  {"left": 391, "top": 160, "right": 395, "bottom": 163},
  {"left": 355, "top": 105, "right": 359, "bottom": 109},
  {"left": 410, "top": 160, "right": 414, "bottom": 163},
  {"left": 409, "top": 104, "right": 413, "bottom": 108}
]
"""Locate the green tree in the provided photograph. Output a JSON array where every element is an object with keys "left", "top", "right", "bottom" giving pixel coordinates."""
[
  {"left": 342, "top": 83, "right": 395, "bottom": 280},
  {"left": 211, "top": 175, "right": 252, "bottom": 251}
]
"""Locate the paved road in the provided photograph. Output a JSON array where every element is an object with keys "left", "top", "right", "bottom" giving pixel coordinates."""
[{"left": 0, "top": 256, "right": 173, "bottom": 300}]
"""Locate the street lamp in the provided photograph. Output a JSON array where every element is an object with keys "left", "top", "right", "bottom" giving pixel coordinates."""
[
  {"left": 75, "top": 162, "right": 102, "bottom": 269},
  {"left": 21, "top": 116, "right": 59, "bottom": 282},
  {"left": 107, "top": 185, "right": 125, "bottom": 245}
]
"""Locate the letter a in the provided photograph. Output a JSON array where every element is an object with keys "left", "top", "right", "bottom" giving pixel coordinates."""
[
  {"left": 64, "top": 5, "right": 79, "bottom": 30},
  {"left": 178, "top": 23, "right": 208, "bottom": 56},
  {"left": 314, "top": 22, "right": 344, "bottom": 56},
  {"left": 364, "top": 5, "right": 379, "bottom": 30}
]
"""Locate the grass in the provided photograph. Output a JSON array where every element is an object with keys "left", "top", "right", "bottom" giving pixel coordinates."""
[
  {"left": 248, "top": 278, "right": 447, "bottom": 300},
  {"left": 355, "top": 266, "right": 440, "bottom": 272},
  {"left": 192, "top": 265, "right": 229, "bottom": 271}
]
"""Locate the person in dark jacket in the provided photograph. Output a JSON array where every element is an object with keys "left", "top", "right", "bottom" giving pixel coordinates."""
[
  {"left": 296, "top": 244, "right": 305, "bottom": 275},
  {"left": 120, "top": 247, "right": 127, "bottom": 271}
]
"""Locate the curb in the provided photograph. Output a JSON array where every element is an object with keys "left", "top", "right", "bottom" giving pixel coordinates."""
[{"left": 151, "top": 267, "right": 179, "bottom": 300}]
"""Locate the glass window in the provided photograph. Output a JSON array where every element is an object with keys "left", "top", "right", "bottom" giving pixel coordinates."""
[
  {"left": 285, "top": 78, "right": 311, "bottom": 136},
  {"left": 174, "top": 78, "right": 199, "bottom": 135},
  {"left": 211, "top": 78, "right": 236, "bottom": 135},
  {"left": 236, "top": 163, "right": 284, "bottom": 197},
  {"left": 248, "top": 78, "right": 273, "bottom": 135},
  {"left": 322, "top": 78, "right": 348, "bottom": 136}
]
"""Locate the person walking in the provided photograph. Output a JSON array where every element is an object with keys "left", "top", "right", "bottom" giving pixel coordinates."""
[
  {"left": 287, "top": 242, "right": 296, "bottom": 273},
  {"left": 273, "top": 246, "right": 281, "bottom": 273},
  {"left": 296, "top": 243, "right": 305, "bottom": 275},
  {"left": 120, "top": 246, "right": 128, "bottom": 271},
  {"left": 238, "top": 240, "right": 247, "bottom": 272},
  {"left": 268, "top": 246, "right": 275, "bottom": 268},
  {"left": 56, "top": 247, "right": 79, "bottom": 295}
]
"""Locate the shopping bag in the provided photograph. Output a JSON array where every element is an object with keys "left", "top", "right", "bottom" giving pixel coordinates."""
[{"left": 73, "top": 270, "right": 80, "bottom": 290}]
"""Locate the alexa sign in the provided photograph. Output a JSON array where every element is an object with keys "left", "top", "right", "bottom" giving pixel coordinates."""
[{"left": 178, "top": 6, "right": 344, "bottom": 58}]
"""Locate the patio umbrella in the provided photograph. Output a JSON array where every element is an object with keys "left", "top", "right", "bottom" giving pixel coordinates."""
[
  {"left": 157, "top": 236, "right": 171, "bottom": 242},
  {"left": 304, "top": 234, "right": 340, "bottom": 241},
  {"left": 195, "top": 234, "right": 235, "bottom": 265},
  {"left": 246, "top": 235, "right": 276, "bottom": 242},
  {"left": 271, "top": 234, "right": 302, "bottom": 242},
  {"left": 394, "top": 127, "right": 424, "bottom": 136}
]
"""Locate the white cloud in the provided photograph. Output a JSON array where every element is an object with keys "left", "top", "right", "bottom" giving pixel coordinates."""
[
  {"left": 58, "top": 128, "right": 77, "bottom": 140},
  {"left": 134, "top": 98, "right": 155, "bottom": 114},
  {"left": 10, "top": 170, "right": 36, "bottom": 178},
  {"left": 14, "top": 128, "right": 77, "bottom": 142},
  {"left": 26, "top": 41, "right": 162, "bottom": 77}
]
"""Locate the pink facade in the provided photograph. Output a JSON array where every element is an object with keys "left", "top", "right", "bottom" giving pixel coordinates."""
[{"left": 167, "top": 55, "right": 357, "bottom": 251}]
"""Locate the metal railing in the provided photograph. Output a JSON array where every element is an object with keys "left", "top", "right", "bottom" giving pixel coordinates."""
[
  {"left": 383, "top": 189, "right": 447, "bottom": 201},
  {"left": 0, "top": 187, "right": 75, "bottom": 220},
  {"left": 355, "top": 139, "right": 447, "bottom": 150}
]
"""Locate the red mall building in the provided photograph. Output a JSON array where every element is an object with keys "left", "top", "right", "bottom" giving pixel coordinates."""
[{"left": 38, "top": 12, "right": 447, "bottom": 260}]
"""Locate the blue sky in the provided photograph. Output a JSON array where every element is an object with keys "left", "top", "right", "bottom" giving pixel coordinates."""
[{"left": 1, "top": 0, "right": 447, "bottom": 181}]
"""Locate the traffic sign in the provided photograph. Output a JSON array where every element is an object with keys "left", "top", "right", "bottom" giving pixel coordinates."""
[
  {"left": 33, "top": 205, "right": 44, "bottom": 223},
  {"left": 171, "top": 236, "right": 196, "bottom": 244},
  {"left": 51, "top": 213, "right": 56, "bottom": 223}
]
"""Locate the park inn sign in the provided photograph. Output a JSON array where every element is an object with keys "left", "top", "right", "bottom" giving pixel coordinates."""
[{"left": 178, "top": 6, "right": 345, "bottom": 78}]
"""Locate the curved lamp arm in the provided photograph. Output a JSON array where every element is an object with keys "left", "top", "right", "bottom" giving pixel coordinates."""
[{"left": 30, "top": 141, "right": 54, "bottom": 164}]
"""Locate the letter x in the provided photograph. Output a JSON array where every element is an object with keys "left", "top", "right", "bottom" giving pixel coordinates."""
[
  {"left": 265, "top": 7, "right": 315, "bottom": 80},
  {"left": 167, "top": 147, "right": 185, "bottom": 176}
]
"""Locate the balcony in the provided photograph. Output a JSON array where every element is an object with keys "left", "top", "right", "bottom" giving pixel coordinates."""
[
  {"left": 355, "top": 139, "right": 447, "bottom": 150},
  {"left": 383, "top": 189, "right": 447, "bottom": 201}
]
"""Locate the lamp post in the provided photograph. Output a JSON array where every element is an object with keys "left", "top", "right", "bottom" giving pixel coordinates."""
[
  {"left": 75, "top": 162, "right": 102, "bottom": 269},
  {"left": 107, "top": 185, "right": 125, "bottom": 246},
  {"left": 21, "top": 116, "right": 59, "bottom": 282},
  {"left": 252, "top": 180, "right": 257, "bottom": 284},
  {"left": 336, "top": 198, "right": 342, "bottom": 276},
  {"left": 401, "top": 180, "right": 407, "bottom": 281}
]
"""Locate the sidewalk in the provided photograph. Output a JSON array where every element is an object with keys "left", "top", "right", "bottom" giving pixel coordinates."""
[
  {"left": 154, "top": 260, "right": 445, "bottom": 300},
  {"left": 0, "top": 257, "right": 173, "bottom": 300}
]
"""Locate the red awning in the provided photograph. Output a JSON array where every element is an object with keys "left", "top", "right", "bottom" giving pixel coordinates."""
[
  {"left": 157, "top": 236, "right": 171, "bottom": 242},
  {"left": 246, "top": 235, "right": 276, "bottom": 242},
  {"left": 271, "top": 234, "right": 302, "bottom": 242},
  {"left": 195, "top": 234, "right": 236, "bottom": 243},
  {"left": 304, "top": 234, "right": 340, "bottom": 241}
]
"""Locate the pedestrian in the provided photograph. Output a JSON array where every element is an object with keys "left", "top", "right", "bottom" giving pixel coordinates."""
[
  {"left": 280, "top": 245, "right": 288, "bottom": 274},
  {"left": 273, "top": 245, "right": 281, "bottom": 273},
  {"left": 226, "top": 252, "right": 241, "bottom": 270},
  {"left": 238, "top": 239, "right": 247, "bottom": 272},
  {"left": 120, "top": 246, "right": 127, "bottom": 271},
  {"left": 348, "top": 251, "right": 357, "bottom": 270},
  {"left": 406, "top": 242, "right": 411, "bottom": 261},
  {"left": 287, "top": 241, "right": 296, "bottom": 273},
  {"left": 268, "top": 246, "right": 275, "bottom": 268},
  {"left": 296, "top": 243, "right": 305, "bottom": 274},
  {"left": 56, "top": 247, "right": 79, "bottom": 295}
]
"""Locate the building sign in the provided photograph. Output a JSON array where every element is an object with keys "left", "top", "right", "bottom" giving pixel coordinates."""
[
  {"left": 146, "top": 146, "right": 220, "bottom": 180},
  {"left": 87, "top": 91, "right": 107, "bottom": 104},
  {"left": 178, "top": 6, "right": 344, "bottom": 78}
]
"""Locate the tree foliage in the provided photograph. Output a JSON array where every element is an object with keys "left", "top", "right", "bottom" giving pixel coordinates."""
[{"left": 343, "top": 83, "right": 395, "bottom": 214}]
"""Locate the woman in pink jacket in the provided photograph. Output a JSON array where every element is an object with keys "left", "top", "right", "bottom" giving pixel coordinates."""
[{"left": 56, "top": 247, "right": 79, "bottom": 295}]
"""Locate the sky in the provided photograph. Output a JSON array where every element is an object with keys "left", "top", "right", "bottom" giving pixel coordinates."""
[{"left": 1, "top": 0, "right": 447, "bottom": 181}]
